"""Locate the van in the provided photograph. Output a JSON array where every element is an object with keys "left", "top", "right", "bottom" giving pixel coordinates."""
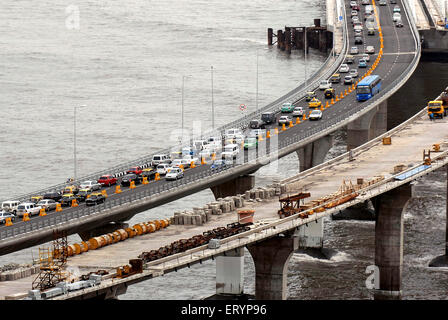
[
  {"left": 151, "top": 154, "right": 171, "bottom": 167},
  {"left": 249, "top": 119, "right": 264, "bottom": 129},
  {"left": 261, "top": 112, "right": 276, "bottom": 124},
  {"left": 221, "top": 144, "right": 239, "bottom": 159},
  {"left": 224, "top": 128, "right": 243, "bottom": 139},
  {"left": 1, "top": 201, "right": 20, "bottom": 214},
  {"left": 16, "top": 202, "right": 42, "bottom": 217},
  {"left": 193, "top": 140, "right": 209, "bottom": 151}
]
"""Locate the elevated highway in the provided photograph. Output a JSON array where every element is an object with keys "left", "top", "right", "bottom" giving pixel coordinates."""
[
  {"left": 0, "top": 0, "right": 421, "bottom": 256},
  {"left": 2, "top": 85, "right": 447, "bottom": 300}
]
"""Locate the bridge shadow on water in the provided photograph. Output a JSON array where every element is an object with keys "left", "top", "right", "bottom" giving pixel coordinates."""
[{"left": 388, "top": 59, "right": 448, "bottom": 129}]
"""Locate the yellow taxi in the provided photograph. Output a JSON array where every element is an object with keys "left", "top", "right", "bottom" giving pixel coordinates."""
[
  {"left": 308, "top": 98, "right": 322, "bottom": 108},
  {"left": 30, "top": 196, "right": 43, "bottom": 203}
]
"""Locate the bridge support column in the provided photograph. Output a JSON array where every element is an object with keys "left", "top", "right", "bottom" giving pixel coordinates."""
[
  {"left": 210, "top": 174, "right": 255, "bottom": 199},
  {"left": 78, "top": 221, "right": 129, "bottom": 241},
  {"left": 347, "top": 100, "right": 387, "bottom": 150},
  {"left": 296, "top": 218, "right": 324, "bottom": 249},
  {"left": 216, "top": 248, "right": 245, "bottom": 296},
  {"left": 297, "top": 134, "right": 333, "bottom": 172},
  {"left": 247, "top": 232, "right": 298, "bottom": 300},
  {"left": 429, "top": 165, "right": 448, "bottom": 267},
  {"left": 371, "top": 183, "right": 413, "bottom": 300}
]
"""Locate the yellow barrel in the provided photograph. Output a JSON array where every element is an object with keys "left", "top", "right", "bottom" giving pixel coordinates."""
[
  {"left": 88, "top": 236, "right": 106, "bottom": 250},
  {"left": 152, "top": 220, "right": 161, "bottom": 230},
  {"left": 140, "top": 223, "right": 149, "bottom": 234},
  {"left": 67, "top": 246, "right": 74, "bottom": 257},
  {"left": 125, "top": 227, "right": 136, "bottom": 238},
  {"left": 160, "top": 220, "right": 167, "bottom": 228},
  {"left": 73, "top": 243, "right": 81, "bottom": 255},
  {"left": 116, "top": 229, "right": 128, "bottom": 241},
  {"left": 163, "top": 218, "right": 171, "bottom": 227},
  {"left": 112, "top": 230, "right": 122, "bottom": 242},
  {"left": 133, "top": 224, "right": 144, "bottom": 236},
  {"left": 100, "top": 235, "right": 110, "bottom": 246},
  {"left": 145, "top": 223, "right": 156, "bottom": 233},
  {"left": 80, "top": 242, "right": 89, "bottom": 253}
]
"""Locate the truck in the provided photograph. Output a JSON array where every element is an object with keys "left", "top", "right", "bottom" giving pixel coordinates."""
[{"left": 427, "top": 100, "right": 447, "bottom": 119}]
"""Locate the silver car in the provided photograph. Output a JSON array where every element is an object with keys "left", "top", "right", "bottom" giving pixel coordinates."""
[
  {"left": 349, "top": 69, "right": 359, "bottom": 78},
  {"left": 339, "top": 63, "right": 350, "bottom": 73},
  {"left": 37, "top": 199, "right": 58, "bottom": 211},
  {"left": 350, "top": 46, "right": 359, "bottom": 54},
  {"left": 165, "top": 167, "right": 184, "bottom": 181},
  {"left": 365, "top": 45, "right": 375, "bottom": 54},
  {"left": 79, "top": 180, "right": 102, "bottom": 191},
  {"left": 292, "top": 106, "right": 304, "bottom": 117},
  {"left": 309, "top": 110, "right": 323, "bottom": 121},
  {"left": 278, "top": 115, "right": 292, "bottom": 125}
]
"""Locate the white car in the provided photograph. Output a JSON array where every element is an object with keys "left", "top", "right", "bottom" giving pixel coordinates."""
[
  {"left": 339, "top": 64, "right": 350, "bottom": 73},
  {"left": 292, "top": 106, "right": 304, "bottom": 117},
  {"left": 206, "top": 136, "right": 222, "bottom": 149},
  {"left": 350, "top": 47, "right": 359, "bottom": 55},
  {"left": 349, "top": 69, "right": 359, "bottom": 78},
  {"left": 319, "top": 79, "right": 332, "bottom": 90},
  {"left": 156, "top": 163, "right": 171, "bottom": 175},
  {"left": 278, "top": 115, "right": 292, "bottom": 125},
  {"left": 0, "top": 211, "right": 16, "bottom": 224},
  {"left": 362, "top": 53, "right": 370, "bottom": 61},
  {"left": 354, "top": 25, "right": 363, "bottom": 33},
  {"left": 165, "top": 167, "right": 184, "bottom": 181},
  {"left": 79, "top": 180, "right": 101, "bottom": 191},
  {"left": 16, "top": 202, "right": 42, "bottom": 217},
  {"left": 222, "top": 143, "right": 240, "bottom": 159},
  {"left": 344, "top": 75, "right": 353, "bottom": 84},
  {"left": 309, "top": 110, "right": 323, "bottom": 121},
  {"left": 183, "top": 154, "right": 199, "bottom": 164},
  {"left": 365, "top": 45, "right": 375, "bottom": 54},
  {"left": 393, "top": 12, "right": 401, "bottom": 22},
  {"left": 171, "top": 158, "right": 190, "bottom": 169}
]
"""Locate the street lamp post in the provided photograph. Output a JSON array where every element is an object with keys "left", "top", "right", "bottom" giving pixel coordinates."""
[
  {"left": 74, "top": 104, "right": 87, "bottom": 181},
  {"left": 304, "top": 27, "right": 308, "bottom": 87},
  {"left": 256, "top": 50, "right": 259, "bottom": 112},
  {"left": 211, "top": 66, "right": 214, "bottom": 130}
]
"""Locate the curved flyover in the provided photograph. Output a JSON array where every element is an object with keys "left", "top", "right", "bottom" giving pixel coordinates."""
[{"left": 0, "top": 0, "right": 421, "bottom": 255}]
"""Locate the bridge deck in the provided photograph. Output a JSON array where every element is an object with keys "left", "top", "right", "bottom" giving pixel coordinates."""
[{"left": 1, "top": 108, "right": 447, "bottom": 300}]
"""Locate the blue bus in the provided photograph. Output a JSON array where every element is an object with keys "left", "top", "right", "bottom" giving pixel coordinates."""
[{"left": 356, "top": 75, "right": 382, "bottom": 101}]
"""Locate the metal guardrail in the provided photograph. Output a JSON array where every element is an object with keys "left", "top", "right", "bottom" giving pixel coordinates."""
[
  {"left": 0, "top": 0, "right": 420, "bottom": 239},
  {"left": 0, "top": 0, "right": 422, "bottom": 240},
  {"left": 0, "top": 3, "right": 349, "bottom": 205}
]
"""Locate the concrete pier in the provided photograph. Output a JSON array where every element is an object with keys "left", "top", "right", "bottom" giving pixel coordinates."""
[
  {"left": 210, "top": 174, "right": 255, "bottom": 199},
  {"left": 371, "top": 183, "right": 413, "bottom": 300},
  {"left": 247, "top": 233, "right": 298, "bottom": 300},
  {"left": 429, "top": 164, "right": 448, "bottom": 267},
  {"left": 347, "top": 101, "right": 387, "bottom": 150},
  {"left": 297, "top": 134, "right": 333, "bottom": 171},
  {"left": 216, "top": 248, "right": 244, "bottom": 296}
]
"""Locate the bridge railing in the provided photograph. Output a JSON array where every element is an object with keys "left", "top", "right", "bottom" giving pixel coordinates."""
[{"left": 0, "top": 1, "right": 349, "bottom": 205}]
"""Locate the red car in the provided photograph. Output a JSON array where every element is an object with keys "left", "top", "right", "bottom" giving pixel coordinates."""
[
  {"left": 97, "top": 174, "right": 117, "bottom": 187},
  {"left": 127, "top": 166, "right": 143, "bottom": 175}
]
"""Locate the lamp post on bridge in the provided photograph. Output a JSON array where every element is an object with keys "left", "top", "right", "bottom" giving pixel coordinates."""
[
  {"left": 211, "top": 66, "right": 215, "bottom": 130},
  {"left": 73, "top": 104, "right": 87, "bottom": 181}
]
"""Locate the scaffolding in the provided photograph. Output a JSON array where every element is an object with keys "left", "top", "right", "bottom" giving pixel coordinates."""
[{"left": 32, "top": 231, "right": 68, "bottom": 291}]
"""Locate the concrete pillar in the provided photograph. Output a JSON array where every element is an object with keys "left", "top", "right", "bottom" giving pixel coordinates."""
[
  {"left": 296, "top": 218, "right": 324, "bottom": 249},
  {"left": 297, "top": 134, "right": 333, "bottom": 172},
  {"left": 429, "top": 164, "right": 448, "bottom": 267},
  {"left": 371, "top": 183, "right": 413, "bottom": 300},
  {"left": 78, "top": 221, "right": 129, "bottom": 241},
  {"left": 210, "top": 174, "right": 255, "bottom": 199},
  {"left": 284, "top": 29, "right": 291, "bottom": 54},
  {"left": 247, "top": 233, "right": 298, "bottom": 300},
  {"left": 216, "top": 248, "right": 244, "bottom": 295},
  {"left": 347, "top": 100, "right": 387, "bottom": 150}
]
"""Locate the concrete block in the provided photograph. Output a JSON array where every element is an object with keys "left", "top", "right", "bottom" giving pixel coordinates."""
[{"left": 244, "top": 191, "right": 251, "bottom": 200}]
